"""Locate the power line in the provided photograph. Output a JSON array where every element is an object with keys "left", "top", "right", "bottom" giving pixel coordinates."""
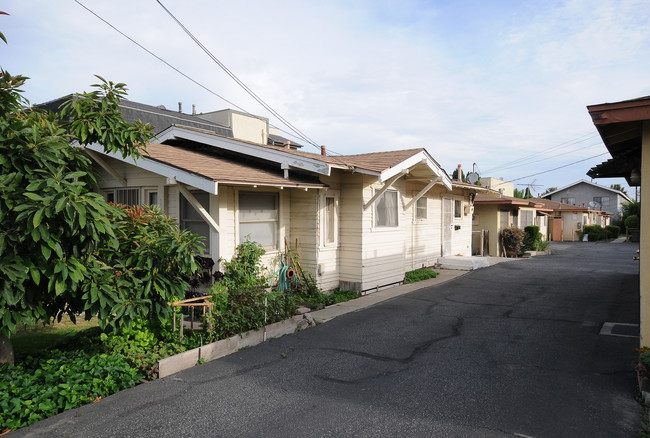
[
  {"left": 155, "top": 0, "right": 323, "bottom": 152},
  {"left": 494, "top": 141, "right": 604, "bottom": 172},
  {"left": 508, "top": 151, "right": 610, "bottom": 183},
  {"left": 482, "top": 131, "right": 600, "bottom": 174},
  {"left": 73, "top": 0, "right": 318, "bottom": 149}
]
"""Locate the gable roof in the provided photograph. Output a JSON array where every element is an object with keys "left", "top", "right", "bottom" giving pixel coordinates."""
[
  {"left": 156, "top": 124, "right": 452, "bottom": 189},
  {"left": 542, "top": 179, "right": 631, "bottom": 202}
]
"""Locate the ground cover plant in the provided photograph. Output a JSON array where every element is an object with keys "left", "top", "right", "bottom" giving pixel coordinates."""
[{"left": 405, "top": 268, "right": 438, "bottom": 284}]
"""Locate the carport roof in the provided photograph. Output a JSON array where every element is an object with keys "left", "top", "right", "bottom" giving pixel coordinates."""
[{"left": 586, "top": 96, "right": 650, "bottom": 185}]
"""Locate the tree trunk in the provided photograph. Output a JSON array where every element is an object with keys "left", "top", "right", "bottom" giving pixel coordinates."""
[{"left": 0, "top": 334, "right": 14, "bottom": 365}]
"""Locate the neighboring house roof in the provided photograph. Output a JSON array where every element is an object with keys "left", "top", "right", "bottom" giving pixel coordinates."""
[
  {"left": 529, "top": 198, "right": 610, "bottom": 215},
  {"left": 119, "top": 100, "right": 232, "bottom": 137},
  {"left": 474, "top": 193, "right": 552, "bottom": 211},
  {"left": 541, "top": 179, "right": 631, "bottom": 202},
  {"left": 267, "top": 133, "right": 303, "bottom": 149},
  {"left": 35, "top": 96, "right": 234, "bottom": 138}
]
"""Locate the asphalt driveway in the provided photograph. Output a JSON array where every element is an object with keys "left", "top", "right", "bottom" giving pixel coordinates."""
[{"left": 15, "top": 241, "right": 642, "bottom": 437}]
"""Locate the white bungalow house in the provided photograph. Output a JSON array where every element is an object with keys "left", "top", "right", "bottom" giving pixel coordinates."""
[{"left": 84, "top": 119, "right": 480, "bottom": 292}]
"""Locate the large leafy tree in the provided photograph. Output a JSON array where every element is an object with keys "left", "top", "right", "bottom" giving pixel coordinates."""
[{"left": 0, "top": 69, "right": 202, "bottom": 362}]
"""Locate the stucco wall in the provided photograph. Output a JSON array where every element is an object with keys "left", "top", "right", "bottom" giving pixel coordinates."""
[{"left": 548, "top": 182, "right": 627, "bottom": 218}]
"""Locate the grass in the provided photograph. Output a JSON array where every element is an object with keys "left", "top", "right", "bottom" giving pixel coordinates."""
[
  {"left": 405, "top": 268, "right": 438, "bottom": 284},
  {"left": 11, "top": 316, "right": 99, "bottom": 356}
]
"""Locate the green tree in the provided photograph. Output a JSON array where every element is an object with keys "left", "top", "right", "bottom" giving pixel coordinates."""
[
  {"left": 610, "top": 183, "right": 628, "bottom": 195},
  {"left": 541, "top": 187, "right": 557, "bottom": 196},
  {"left": 451, "top": 168, "right": 465, "bottom": 182},
  {"left": 0, "top": 67, "right": 201, "bottom": 362},
  {"left": 513, "top": 188, "right": 525, "bottom": 198}
]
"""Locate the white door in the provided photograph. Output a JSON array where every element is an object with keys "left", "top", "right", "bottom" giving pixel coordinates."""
[{"left": 442, "top": 197, "right": 452, "bottom": 256}]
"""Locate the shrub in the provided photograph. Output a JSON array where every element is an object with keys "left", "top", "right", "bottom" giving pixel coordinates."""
[
  {"left": 405, "top": 268, "right": 438, "bottom": 284},
  {"left": 606, "top": 225, "right": 620, "bottom": 239},
  {"left": 501, "top": 227, "right": 524, "bottom": 257},
  {"left": 625, "top": 214, "right": 639, "bottom": 231},
  {"left": 523, "top": 225, "right": 548, "bottom": 251},
  {"left": 582, "top": 225, "right": 606, "bottom": 241}
]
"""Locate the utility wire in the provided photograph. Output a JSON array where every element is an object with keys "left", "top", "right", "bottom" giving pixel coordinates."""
[
  {"left": 482, "top": 131, "right": 599, "bottom": 174},
  {"left": 508, "top": 151, "right": 610, "bottom": 182},
  {"left": 495, "top": 141, "right": 605, "bottom": 172},
  {"left": 155, "top": 0, "right": 323, "bottom": 152},
  {"left": 73, "top": 0, "right": 318, "bottom": 149}
]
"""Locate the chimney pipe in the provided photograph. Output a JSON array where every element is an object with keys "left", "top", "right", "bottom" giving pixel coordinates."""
[
  {"left": 457, "top": 164, "right": 462, "bottom": 181},
  {"left": 192, "top": 104, "right": 196, "bottom": 116},
  {"left": 321, "top": 145, "right": 326, "bottom": 156},
  {"left": 178, "top": 102, "right": 182, "bottom": 113},
  {"left": 284, "top": 141, "right": 291, "bottom": 149}
]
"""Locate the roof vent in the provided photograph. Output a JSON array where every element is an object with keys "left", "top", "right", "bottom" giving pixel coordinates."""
[
  {"left": 178, "top": 102, "right": 182, "bottom": 113},
  {"left": 156, "top": 105, "right": 166, "bottom": 110},
  {"left": 321, "top": 145, "right": 327, "bottom": 156}
]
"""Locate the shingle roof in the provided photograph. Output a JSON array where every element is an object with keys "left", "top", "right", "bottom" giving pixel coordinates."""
[
  {"left": 474, "top": 193, "right": 548, "bottom": 208},
  {"left": 164, "top": 124, "right": 429, "bottom": 175},
  {"left": 529, "top": 197, "right": 596, "bottom": 212},
  {"left": 145, "top": 143, "right": 325, "bottom": 188},
  {"left": 119, "top": 101, "right": 232, "bottom": 137}
]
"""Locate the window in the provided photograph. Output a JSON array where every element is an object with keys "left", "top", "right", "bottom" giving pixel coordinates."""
[
  {"left": 561, "top": 197, "right": 576, "bottom": 205},
  {"left": 180, "top": 191, "right": 210, "bottom": 253},
  {"left": 325, "top": 197, "right": 335, "bottom": 244},
  {"left": 416, "top": 197, "right": 427, "bottom": 220},
  {"left": 115, "top": 188, "right": 139, "bottom": 206},
  {"left": 454, "top": 200, "right": 462, "bottom": 219},
  {"left": 521, "top": 210, "right": 534, "bottom": 227},
  {"left": 601, "top": 196, "right": 609, "bottom": 206},
  {"left": 593, "top": 196, "right": 601, "bottom": 207},
  {"left": 144, "top": 188, "right": 158, "bottom": 206},
  {"left": 239, "top": 192, "right": 278, "bottom": 248},
  {"left": 375, "top": 190, "right": 398, "bottom": 227}
]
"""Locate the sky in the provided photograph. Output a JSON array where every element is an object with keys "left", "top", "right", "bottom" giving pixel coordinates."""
[{"left": 2, "top": 0, "right": 649, "bottom": 198}]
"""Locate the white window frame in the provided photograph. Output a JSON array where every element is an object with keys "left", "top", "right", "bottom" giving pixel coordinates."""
[
  {"left": 237, "top": 191, "right": 279, "bottom": 250},
  {"left": 453, "top": 199, "right": 462, "bottom": 220},
  {"left": 144, "top": 187, "right": 160, "bottom": 207},
  {"left": 415, "top": 197, "right": 427, "bottom": 221},
  {"left": 321, "top": 191, "right": 339, "bottom": 247},
  {"left": 103, "top": 187, "right": 140, "bottom": 206},
  {"left": 374, "top": 189, "right": 399, "bottom": 228},
  {"left": 180, "top": 190, "right": 211, "bottom": 255}
]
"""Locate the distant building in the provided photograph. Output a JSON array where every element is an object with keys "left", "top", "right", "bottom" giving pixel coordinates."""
[
  {"left": 481, "top": 177, "right": 514, "bottom": 197},
  {"left": 541, "top": 180, "right": 630, "bottom": 219}
]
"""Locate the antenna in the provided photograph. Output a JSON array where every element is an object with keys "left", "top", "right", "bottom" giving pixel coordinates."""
[{"left": 516, "top": 179, "right": 543, "bottom": 193}]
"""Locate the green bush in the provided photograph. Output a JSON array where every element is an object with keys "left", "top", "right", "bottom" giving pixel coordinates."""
[
  {"left": 405, "top": 268, "right": 438, "bottom": 284},
  {"left": 501, "top": 227, "right": 524, "bottom": 257},
  {"left": 523, "top": 225, "right": 548, "bottom": 251},
  {"left": 582, "top": 225, "right": 606, "bottom": 241},
  {"left": 625, "top": 214, "right": 639, "bottom": 231},
  {"left": 606, "top": 225, "right": 620, "bottom": 239},
  {"left": 0, "top": 350, "right": 142, "bottom": 431}
]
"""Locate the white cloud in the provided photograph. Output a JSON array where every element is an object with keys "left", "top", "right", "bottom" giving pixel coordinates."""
[{"left": 2, "top": 0, "right": 649, "bottom": 193}]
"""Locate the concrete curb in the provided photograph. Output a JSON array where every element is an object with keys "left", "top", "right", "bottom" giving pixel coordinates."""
[
  {"left": 158, "top": 315, "right": 305, "bottom": 378},
  {"left": 157, "top": 268, "right": 472, "bottom": 378}
]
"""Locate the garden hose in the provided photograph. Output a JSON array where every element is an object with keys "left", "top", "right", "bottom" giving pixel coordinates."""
[{"left": 274, "top": 259, "right": 294, "bottom": 292}]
